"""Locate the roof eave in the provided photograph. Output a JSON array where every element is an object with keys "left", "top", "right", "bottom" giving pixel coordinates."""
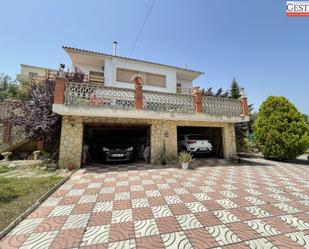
[{"left": 63, "top": 46, "right": 204, "bottom": 75}]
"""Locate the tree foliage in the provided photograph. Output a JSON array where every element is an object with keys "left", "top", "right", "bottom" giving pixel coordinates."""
[
  {"left": 11, "top": 80, "right": 61, "bottom": 149},
  {"left": 253, "top": 96, "right": 309, "bottom": 160},
  {"left": 0, "top": 73, "right": 22, "bottom": 100},
  {"left": 230, "top": 78, "right": 241, "bottom": 99},
  {"left": 201, "top": 87, "right": 229, "bottom": 98}
]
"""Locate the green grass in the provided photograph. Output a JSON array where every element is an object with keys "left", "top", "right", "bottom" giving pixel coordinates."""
[
  {"left": 0, "top": 175, "right": 63, "bottom": 231},
  {"left": 0, "top": 165, "right": 10, "bottom": 174}
]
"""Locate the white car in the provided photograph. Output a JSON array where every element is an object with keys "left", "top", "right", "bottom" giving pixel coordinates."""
[{"left": 178, "top": 134, "right": 213, "bottom": 155}]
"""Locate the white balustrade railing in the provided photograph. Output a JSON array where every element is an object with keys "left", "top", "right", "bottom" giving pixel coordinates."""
[
  {"left": 202, "top": 96, "right": 243, "bottom": 116},
  {"left": 64, "top": 82, "right": 135, "bottom": 110},
  {"left": 143, "top": 90, "right": 195, "bottom": 113},
  {"left": 64, "top": 82, "right": 243, "bottom": 117}
]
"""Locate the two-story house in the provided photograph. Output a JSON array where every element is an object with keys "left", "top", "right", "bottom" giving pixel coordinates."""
[{"left": 51, "top": 46, "right": 249, "bottom": 168}]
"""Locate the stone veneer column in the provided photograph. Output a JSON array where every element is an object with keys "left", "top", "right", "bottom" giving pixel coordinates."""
[
  {"left": 222, "top": 123, "right": 237, "bottom": 159},
  {"left": 58, "top": 116, "right": 84, "bottom": 168},
  {"left": 150, "top": 120, "right": 177, "bottom": 164}
]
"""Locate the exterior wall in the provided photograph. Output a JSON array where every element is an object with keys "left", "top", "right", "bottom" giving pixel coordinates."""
[
  {"left": 58, "top": 116, "right": 84, "bottom": 168},
  {"left": 222, "top": 123, "right": 237, "bottom": 159},
  {"left": 58, "top": 116, "right": 237, "bottom": 168},
  {"left": 20, "top": 64, "right": 50, "bottom": 76},
  {"left": 73, "top": 63, "right": 104, "bottom": 77},
  {"left": 177, "top": 79, "right": 193, "bottom": 89},
  {"left": 74, "top": 57, "right": 190, "bottom": 93}
]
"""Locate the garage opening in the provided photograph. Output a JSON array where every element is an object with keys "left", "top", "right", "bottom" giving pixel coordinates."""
[
  {"left": 177, "top": 126, "right": 223, "bottom": 158},
  {"left": 83, "top": 124, "right": 150, "bottom": 165}
]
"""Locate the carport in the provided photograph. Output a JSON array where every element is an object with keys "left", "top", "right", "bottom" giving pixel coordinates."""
[
  {"left": 83, "top": 124, "right": 150, "bottom": 165},
  {"left": 177, "top": 126, "right": 223, "bottom": 158}
]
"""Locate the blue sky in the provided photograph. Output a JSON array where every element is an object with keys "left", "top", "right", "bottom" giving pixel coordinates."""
[{"left": 0, "top": 0, "right": 308, "bottom": 113}]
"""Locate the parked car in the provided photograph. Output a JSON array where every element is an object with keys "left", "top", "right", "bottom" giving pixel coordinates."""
[
  {"left": 178, "top": 134, "right": 213, "bottom": 155},
  {"left": 102, "top": 143, "right": 135, "bottom": 162}
]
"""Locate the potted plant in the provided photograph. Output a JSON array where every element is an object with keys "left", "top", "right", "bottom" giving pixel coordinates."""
[
  {"left": 131, "top": 74, "right": 142, "bottom": 85},
  {"left": 178, "top": 151, "right": 193, "bottom": 169},
  {"left": 65, "top": 162, "right": 76, "bottom": 171}
]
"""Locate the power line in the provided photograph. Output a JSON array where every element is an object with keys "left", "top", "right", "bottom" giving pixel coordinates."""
[{"left": 129, "top": 0, "right": 156, "bottom": 57}]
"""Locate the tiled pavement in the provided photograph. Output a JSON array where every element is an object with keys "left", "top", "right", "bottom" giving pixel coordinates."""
[{"left": 1, "top": 159, "right": 309, "bottom": 249}]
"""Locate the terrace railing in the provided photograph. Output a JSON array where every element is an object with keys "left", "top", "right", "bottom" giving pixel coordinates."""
[
  {"left": 64, "top": 82, "right": 135, "bottom": 110},
  {"left": 202, "top": 96, "right": 243, "bottom": 116},
  {"left": 59, "top": 79, "right": 248, "bottom": 118},
  {"left": 143, "top": 90, "right": 195, "bottom": 113}
]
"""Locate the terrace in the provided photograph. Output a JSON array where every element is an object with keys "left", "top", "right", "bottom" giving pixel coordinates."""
[{"left": 52, "top": 76, "right": 249, "bottom": 123}]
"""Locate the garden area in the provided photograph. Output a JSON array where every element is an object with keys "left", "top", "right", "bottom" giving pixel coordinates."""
[{"left": 0, "top": 161, "right": 68, "bottom": 232}]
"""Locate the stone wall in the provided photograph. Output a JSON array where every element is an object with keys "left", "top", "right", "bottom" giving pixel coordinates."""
[
  {"left": 58, "top": 116, "right": 237, "bottom": 168},
  {"left": 58, "top": 116, "right": 84, "bottom": 168}
]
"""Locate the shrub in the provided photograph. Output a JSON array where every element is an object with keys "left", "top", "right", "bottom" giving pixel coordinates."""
[
  {"left": 178, "top": 151, "right": 193, "bottom": 163},
  {"left": 11, "top": 79, "right": 61, "bottom": 150},
  {"left": 253, "top": 96, "right": 309, "bottom": 160}
]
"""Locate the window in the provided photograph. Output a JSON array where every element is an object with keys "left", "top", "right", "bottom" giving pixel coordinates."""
[
  {"left": 116, "top": 68, "right": 166, "bottom": 87},
  {"left": 147, "top": 73, "right": 166, "bottom": 87},
  {"left": 89, "top": 71, "right": 104, "bottom": 84},
  {"left": 116, "top": 68, "right": 138, "bottom": 83}
]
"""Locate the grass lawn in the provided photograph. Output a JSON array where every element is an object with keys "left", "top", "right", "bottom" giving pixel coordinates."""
[{"left": 0, "top": 175, "right": 64, "bottom": 231}]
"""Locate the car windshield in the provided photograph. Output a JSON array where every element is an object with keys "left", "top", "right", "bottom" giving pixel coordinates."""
[{"left": 188, "top": 135, "right": 208, "bottom": 140}]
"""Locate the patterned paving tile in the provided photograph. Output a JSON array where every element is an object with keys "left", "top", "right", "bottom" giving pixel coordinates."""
[
  {"left": 195, "top": 211, "right": 222, "bottom": 226},
  {"left": 48, "top": 205, "right": 75, "bottom": 217},
  {"left": 268, "top": 234, "right": 305, "bottom": 248},
  {"left": 135, "top": 235, "right": 165, "bottom": 248},
  {"left": 245, "top": 238, "right": 276, "bottom": 249},
  {"left": 34, "top": 216, "right": 67, "bottom": 233},
  {"left": 227, "top": 222, "right": 261, "bottom": 241},
  {"left": 10, "top": 218, "right": 44, "bottom": 235},
  {"left": 49, "top": 228, "right": 84, "bottom": 249},
  {"left": 108, "top": 239, "right": 136, "bottom": 249},
  {"left": 245, "top": 219, "right": 281, "bottom": 237},
  {"left": 19, "top": 231, "right": 58, "bottom": 249},
  {"left": 111, "top": 209, "right": 133, "bottom": 223},
  {"left": 93, "top": 201, "right": 113, "bottom": 212},
  {"left": 62, "top": 213, "right": 90, "bottom": 229},
  {"left": 80, "top": 225, "right": 110, "bottom": 246},
  {"left": 155, "top": 216, "right": 182, "bottom": 234},
  {"left": 109, "top": 222, "right": 135, "bottom": 242},
  {"left": 285, "top": 231, "right": 309, "bottom": 248},
  {"left": 206, "top": 224, "right": 241, "bottom": 246},
  {"left": 161, "top": 231, "right": 192, "bottom": 249},
  {"left": 213, "top": 209, "right": 241, "bottom": 224},
  {"left": 185, "top": 201, "right": 208, "bottom": 213},
  {"left": 185, "top": 228, "right": 219, "bottom": 249},
  {"left": 134, "top": 218, "right": 159, "bottom": 237},
  {"left": 0, "top": 234, "right": 29, "bottom": 249},
  {"left": 2, "top": 159, "right": 309, "bottom": 249},
  {"left": 175, "top": 213, "right": 203, "bottom": 230},
  {"left": 151, "top": 205, "right": 173, "bottom": 218}
]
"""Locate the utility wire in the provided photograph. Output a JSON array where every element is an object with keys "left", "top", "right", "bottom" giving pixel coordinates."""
[{"left": 129, "top": 0, "right": 156, "bottom": 57}]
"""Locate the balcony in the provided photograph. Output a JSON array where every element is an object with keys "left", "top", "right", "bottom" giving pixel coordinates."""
[{"left": 53, "top": 80, "right": 249, "bottom": 123}]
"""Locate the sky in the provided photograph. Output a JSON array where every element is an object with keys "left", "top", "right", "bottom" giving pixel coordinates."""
[{"left": 0, "top": 0, "right": 308, "bottom": 114}]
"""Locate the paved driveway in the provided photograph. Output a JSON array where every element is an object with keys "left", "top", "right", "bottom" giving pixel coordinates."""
[{"left": 1, "top": 158, "right": 309, "bottom": 249}]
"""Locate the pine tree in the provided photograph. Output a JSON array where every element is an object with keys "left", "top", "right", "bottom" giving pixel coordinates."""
[{"left": 230, "top": 78, "right": 241, "bottom": 99}]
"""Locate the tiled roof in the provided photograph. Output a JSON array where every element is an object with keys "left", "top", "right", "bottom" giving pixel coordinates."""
[{"left": 63, "top": 46, "right": 204, "bottom": 75}]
